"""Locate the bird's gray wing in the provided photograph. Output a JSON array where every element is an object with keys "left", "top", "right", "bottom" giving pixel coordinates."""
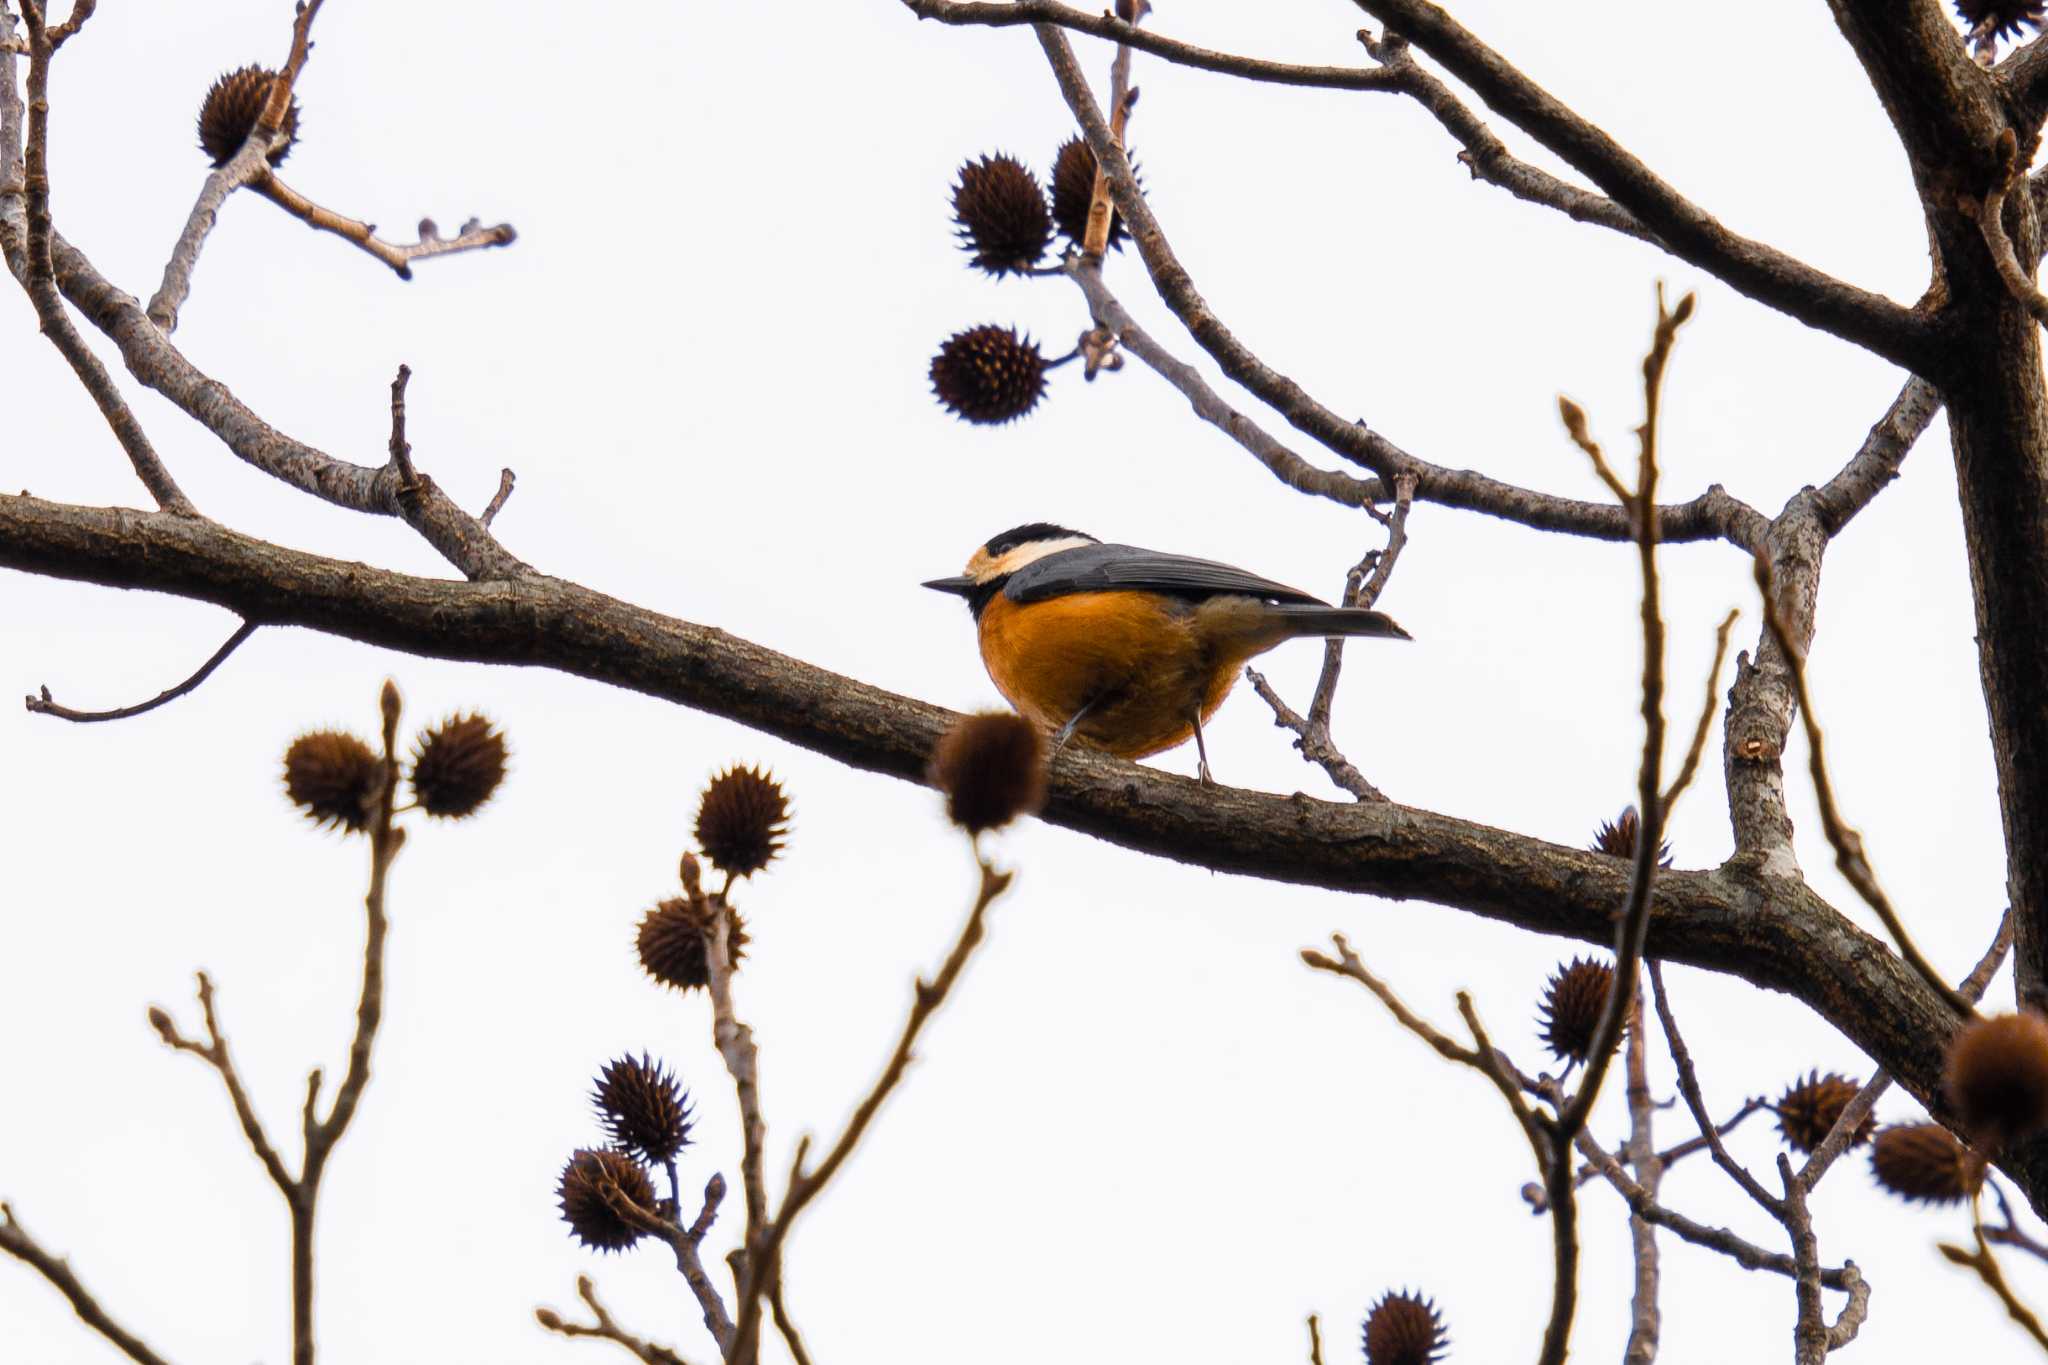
[{"left": 1004, "top": 544, "right": 1328, "bottom": 606}]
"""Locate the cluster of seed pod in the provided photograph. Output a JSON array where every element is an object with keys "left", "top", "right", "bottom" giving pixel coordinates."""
[{"left": 926, "top": 141, "right": 1140, "bottom": 427}]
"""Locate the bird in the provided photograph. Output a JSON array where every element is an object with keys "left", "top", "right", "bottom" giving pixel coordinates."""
[{"left": 924, "top": 523, "right": 1410, "bottom": 783}]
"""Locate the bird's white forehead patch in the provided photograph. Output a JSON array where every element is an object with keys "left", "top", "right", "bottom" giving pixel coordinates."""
[{"left": 967, "top": 536, "right": 1097, "bottom": 583}]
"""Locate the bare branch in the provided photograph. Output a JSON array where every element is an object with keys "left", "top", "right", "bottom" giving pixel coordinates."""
[
  {"left": 480, "top": 468, "right": 517, "bottom": 527},
  {"left": 145, "top": 0, "right": 325, "bottom": 331},
  {"left": 0, "top": 1203, "right": 174, "bottom": 1365},
  {"left": 254, "top": 180, "right": 516, "bottom": 280},
  {"left": 537, "top": 1275, "right": 695, "bottom": 1365},
  {"left": 1959, "top": 128, "right": 2048, "bottom": 329},
  {"left": 1939, "top": 1224, "right": 2048, "bottom": 1350},
  {"left": 26, "top": 619, "right": 256, "bottom": 723},
  {"left": 1662, "top": 608, "right": 1739, "bottom": 811},
  {"left": 730, "top": 857, "right": 1016, "bottom": 1364},
  {"left": 1349, "top": 0, "right": 1937, "bottom": 371},
  {"left": 148, "top": 971, "right": 295, "bottom": 1195},
  {"left": 903, "top": 0, "right": 1402, "bottom": 90}
]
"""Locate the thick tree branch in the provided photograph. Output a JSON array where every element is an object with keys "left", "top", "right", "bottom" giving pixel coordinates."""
[
  {"left": 9, "top": 488, "right": 2048, "bottom": 1208},
  {"left": 1350, "top": 0, "right": 1939, "bottom": 372}
]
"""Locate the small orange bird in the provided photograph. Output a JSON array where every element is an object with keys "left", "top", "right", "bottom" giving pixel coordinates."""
[{"left": 924, "top": 523, "right": 1410, "bottom": 782}]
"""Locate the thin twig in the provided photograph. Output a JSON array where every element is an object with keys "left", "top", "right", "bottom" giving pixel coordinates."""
[
  {"left": 481, "top": 468, "right": 517, "bottom": 527},
  {"left": 1940, "top": 1220, "right": 2048, "bottom": 1350},
  {"left": 768, "top": 1277, "right": 816, "bottom": 1365},
  {"left": 1621, "top": 985, "right": 1661, "bottom": 1365},
  {"left": 1079, "top": 1, "right": 1142, "bottom": 259},
  {"left": 1307, "top": 1314, "right": 1325, "bottom": 1365},
  {"left": 728, "top": 858, "right": 1015, "bottom": 1365},
  {"left": 536, "top": 1275, "right": 694, "bottom": 1365},
  {"left": 701, "top": 894, "right": 771, "bottom": 1283},
  {"left": 1247, "top": 476, "right": 1415, "bottom": 801},
  {"left": 145, "top": 0, "right": 324, "bottom": 331},
  {"left": 26, "top": 620, "right": 257, "bottom": 723},
  {"left": 1754, "top": 553, "right": 1976, "bottom": 1018},
  {"left": 1555, "top": 290, "right": 1694, "bottom": 1146},
  {"left": 254, "top": 179, "right": 516, "bottom": 280},
  {"left": 1959, "top": 129, "right": 2048, "bottom": 331},
  {"left": 0, "top": 1203, "right": 174, "bottom": 1365},
  {"left": 1662, "top": 609, "right": 1739, "bottom": 811},
  {"left": 1646, "top": 961, "right": 1782, "bottom": 1214},
  {"left": 387, "top": 365, "right": 418, "bottom": 485}
]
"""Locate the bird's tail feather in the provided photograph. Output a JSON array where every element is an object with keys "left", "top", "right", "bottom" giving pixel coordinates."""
[{"left": 1272, "top": 606, "right": 1412, "bottom": 641}]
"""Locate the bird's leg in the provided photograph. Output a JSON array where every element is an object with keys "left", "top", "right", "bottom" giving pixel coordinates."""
[
  {"left": 1191, "top": 711, "right": 1215, "bottom": 786},
  {"left": 1052, "top": 696, "right": 1101, "bottom": 756}
]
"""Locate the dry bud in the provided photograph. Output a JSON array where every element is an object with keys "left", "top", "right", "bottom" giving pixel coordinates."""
[
  {"left": 197, "top": 65, "right": 300, "bottom": 167},
  {"left": 952, "top": 153, "right": 1052, "bottom": 277},
  {"left": 1537, "top": 957, "right": 1616, "bottom": 1065},
  {"left": 695, "top": 766, "right": 790, "bottom": 880},
  {"left": 635, "top": 896, "right": 749, "bottom": 993},
  {"left": 409, "top": 714, "right": 508, "bottom": 819},
  {"left": 679, "top": 851, "right": 703, "bottom": 899},
  {"left": 1362, "top": 1290, "right": 1448, "bottom": 1365},
  {"left": 1589, "top": 804, "right": 1673, "bottom": 867},
  {"left": 146, "top": 1006, "right": 176, "bottom": 1043},
  {"left": 282, "top": 730, "right": 381, "bottom": 833},
  {"left": 929, "top": 712, "right": 1047, "bottom": 835},
  {"left": 1050, "top": 137, "right": 1134, "bottom": 249},
  {"left": 1945, "top": 1010, "right": 2048, "bottom": 1149},
  {"left": 1774, "top": 1070, "right": 1872, "bottom": 1154},
  {"left": 1955, "top": 0, "right": 2046, "bottom": 41},
  {"left": 1870, "top": 1122, "right": 1983, "bottom": 1206},
  {"left": 534, "top": 1308, "right": 564, "bottom": 1330},
  {"left": 592, "top": 1053, "right": 694, "bottom": 1166},
  {"left": 930, "top": 325, "right": 1051, "bottom": 426},
  {"left": 556, "top": 1148, "right": 656, "bottom": 1253}
]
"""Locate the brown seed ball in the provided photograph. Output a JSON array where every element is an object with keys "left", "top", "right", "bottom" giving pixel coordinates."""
[
  {"left": 695, "top": 766, "right": 790, "bottom": 880},
  {"left": 1537, "top": 957, "right": 1616, "bottom": 1065},
  {"left": 1945, "top": 1010, "right": 2048, "bottom": 1149},
  {"left": 197, "top": 65, "right": 300, "bottom": 168},
  {"left": 1589, "top": 804, "right": 1673, "bottom": 867},
  {"left": 1049, "top": 136, "right": 1136, "bottom": 249},
  {"left": 929, "top": 325, "right": 1050, "bottom": 426},
  {"left": 1774, "top": 1071, "right": 1872, "bottom": 1154},
  {"left": 282, "top": 730, "right": 381, "bottom": 833},
  {"left": 635, "top": 896, "right": 750, "bottom": 993},
  {"left": 556, "top": 1148, "right": 656, "bottom": 1253},
  {"left": 409, "top": 714, "right": 508, "bottom": 818},
  {"left": 929, "top": 712, "right": 1048, "bottom": 835},
  {"left": 1956, "top": 0, "right": 2046, "bottom": 41},
  {"left": 952, "top": 153, "right": 1052, "bottom": 277},
  {"left": 1870, "top": 1122, "right": 1983, "bottom": 1205},
  {"left": 1362, "top": 1290, "right": 1448, "bottom": 1365},
  {"left": 592, "top": 1053, "right": 694, "bottom": 1166}
]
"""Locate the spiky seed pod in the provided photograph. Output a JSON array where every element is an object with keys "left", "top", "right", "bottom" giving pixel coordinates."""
[
  {"left": 953, "top": 153, "right": 1052, "bottom": 277},
  {"left": 556, "top": 1148, "right": 656, "bottom": 1252},
  {"left": 928, "top": 712, "right": 1048, "bottom": 835},
  {"left": 282, "top": 730, "right": 381, "bottom": 833},
  {"left": 1362, "top": 1291, "right": 1448, "bottom": 1365},
  {"left": 1050, "top": 137, "right": 1135, "bottom": 249},
  {"left": 1774, "top": 1071, "right": 1873, "bottom": 1154},
  {"left": 1945, "top": 1010, "right": 2048, "bottom": 1149},
  {"left": 1538, "top": 957, "right": 1617, "bottom": 1064},
  {"left": 1589, "top": 805, "right": 1674, "bottom": 867},
  {"left": 408, "top": 714, "right": 507, "bottom": 818},
  {"left": 929, "top": 325, "right": 1049, "bottom": 426},
  {"left": 1955, "top": 0, "right": 2047, "bottom": 42},
  {"left": 592, "top": 1053, "right": 694, "bottom": 1166},
  {"left": 695, "top": 766, "right": 790, "bottom": 880},
  {"left": 635, "top": 896, "right": 750, "bottom": 992},
  {"left": 1870, "top": 1122, "right": 1983, "bottom": 1206},
  {"left": 197, "top": 65, "right": 300, "bottom": 168}
]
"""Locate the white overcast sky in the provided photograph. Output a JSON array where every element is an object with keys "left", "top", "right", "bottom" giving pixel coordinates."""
[{"left": 1, "top": 1, "right": 2035, "bottom": 1361}]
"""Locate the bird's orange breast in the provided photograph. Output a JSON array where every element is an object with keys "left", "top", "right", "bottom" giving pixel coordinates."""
[{"left": 975, "top": 590, "right": 1253, "bottom": 759}]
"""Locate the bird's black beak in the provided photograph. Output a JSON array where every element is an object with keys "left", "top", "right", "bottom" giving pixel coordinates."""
[{"left": 922, "top": 576, "right": 975, "bottom": 597}]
